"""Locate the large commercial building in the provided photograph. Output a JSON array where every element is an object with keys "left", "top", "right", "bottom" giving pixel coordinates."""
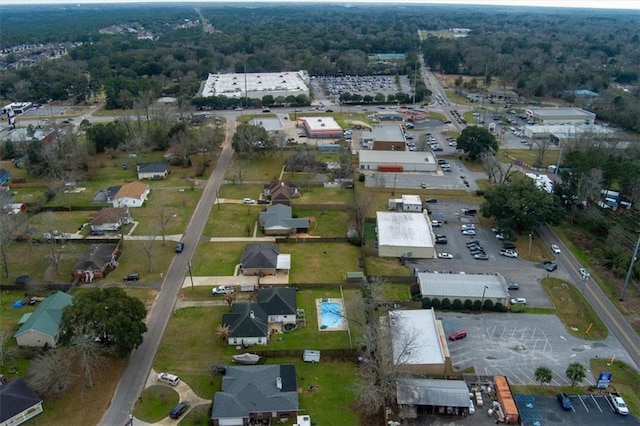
[
  {"left": 523, "top": 123, "right": 614, "bottom": 143},
  {"left": 297, "top": 117, "right": 342, "bottom": 139},
  {"left": 201, "top": 71, "right": 310, "bottom": 99},
  {"left": 362, "top": 125, "right": 407, "bottom": 151},
  {"left": 526, "top": 107, "right": 596, "bottom": 125},
  {"left": 417, "top": 272, "right": 509, "bottom": 306},
  {"left": 359, "top": 151, "right": 437, "bottom": 172},
  {"left": 376, "top": 211, "right": 435, "bottom": 259}
]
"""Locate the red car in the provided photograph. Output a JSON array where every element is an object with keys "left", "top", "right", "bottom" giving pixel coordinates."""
[{"left": 448, "top": 330, "right": 467, "bottom": 341}]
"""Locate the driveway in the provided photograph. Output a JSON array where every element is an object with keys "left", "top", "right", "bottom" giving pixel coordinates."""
[{"left": 440, "top": 312, "right": 635, "bottom": 386}]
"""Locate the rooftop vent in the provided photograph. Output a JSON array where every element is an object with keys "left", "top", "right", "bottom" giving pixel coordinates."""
[{"left": 276, "top": 377, "right": 282, "bottom": 389}]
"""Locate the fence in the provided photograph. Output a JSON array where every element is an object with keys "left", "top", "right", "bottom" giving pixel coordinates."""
[{"left": 251, "top": 348, "right": 358, "bottom": 361}]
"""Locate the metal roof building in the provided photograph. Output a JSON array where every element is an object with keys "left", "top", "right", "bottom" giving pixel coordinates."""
[
  {"left": 359, "top": 151, "right": 437, "bottom": 172},
  {"left": 418, "top": 272, "right": 509, "bottom": 305},
  {"left": 527, "top": 107, "right": 596, "bottom": 125},
  {"left": 396, "top": 378, "right": 470, "bottom": 419},
  {"left": 523, "top": 123, "right": 614, "bottom": 142},
  {"left": 201, "top": 70, "right": 310, "bottom": 99},
  {"left": 376, "top": 211, "right": 435, "bottom": 259}
]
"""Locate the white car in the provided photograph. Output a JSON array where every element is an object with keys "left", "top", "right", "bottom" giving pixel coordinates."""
[
  {"left": 608, "top": 393, "right": 629, "bottom": 415},
  {"left": 461, "top": 229, "right": 476, "bottom": 236},
  {"left": 551, "top": 244, "right": 561, "bottom": 254},
  {"left": 461, "top": 224, "right": 475, "bottom": 230},
  {"left": 510, "top": 297, "right": 527, "bottom": 305},
  {"left": 500, "top": 249, "right": 518, "bottom": 258},
  {"left": 438, "top": 252, "right": 453, "bottom": 259},
  {"left": 212, "top": 285, "right": 235, "bottom": 295},
  {"left": 242, "top": 198, "right": 255, "bottom": 204}
]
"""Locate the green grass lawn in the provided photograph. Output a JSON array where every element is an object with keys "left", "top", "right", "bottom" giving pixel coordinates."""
[
  {"left": 462, "top": 111, "right": 478, "bottom": 124},
  {"left": 591, "top": 359, "right": 640, "bottom": 418},
  {"left": 294, "top": 208, "right": 350, "bottom": 237},
  {"left": 226, "top": 154, "right": 287, "bottom": 181},
  {"left": 281, "top": 242, "right": 361, "bottom": 283},
  {"left": 128, "top": 189, "right": 202, "bottom": 236},
  {"left": 218, "top": 183, "right": 266, "bottom": 200},
  {"left": 540, "top": 277, "right": 608, "bottom": 340},
  {"left": 133, "top": 385, "right": 179, "bottom": 422},
  {"left": 501, "top": 149, "right": 560, "bottom": 169},
  {"left": 373, "top": 282, "right": 412, "bottom": 300},
  {"left": 296, "top": 186, "right": 354, "bottom": 204},
  {"left": 191, "top": 242, "right": 245, "bottom": 276},
  {"left": 427, "top": 111, "right": 446, "bottom": 121},
  {"left": 204, "top": 203, "right": 259, "bottom": 238}
]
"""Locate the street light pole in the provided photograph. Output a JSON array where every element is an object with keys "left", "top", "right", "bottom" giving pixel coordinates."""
[
  {"left": 187, "top": 259, "right": 194, "bottom": 290},
  {"left": 579, "top": 268, "right": 590, "bottom": 317},
  {"left": 528, "top": 232, "right": 533, "bottom": 257},
  {"left": 480, "top": 285, "right": 489, "bottom": 312},
  {"left": 620, "top": 233, "right": 640, "bottom": 301}
]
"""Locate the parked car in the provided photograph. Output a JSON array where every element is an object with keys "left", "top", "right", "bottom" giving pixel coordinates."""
[
  {"left": 448, "top": 329, "right": 467, "bottom": 341},
  {"left": 438, "top": 252, "right": 453, "bottom": 259},
  {"left": 123, "top": 273, "right": 140, "bottom": 281},
  {"left": 431, "top": 220, "right": 442, "bottom": 227},
  {"left": 544, "top": 262, "right": 558, "bottom": 272},
  {"left": 503, "top": 242, "right": 516, "bottom": 249},
  {"left": 557, "top": 393, "right": 572, "bottom": 411},
  {"left": 510, "top": 297, "right": 527, "bottom": 305},
  {"left": 507, "top": 282, "right": 520, "bottom": 290},
  {"left": 608, "top": 392, "right": 629, "bottom": 415},
  {"left": 462, "top": 229, "right": 476, "bottom": 236},
  {"left": 242, "top": 198, "right": 255, "bottom": 204},
  {"left": 212, "top": 285, "right": 235, "bottom": 295},
  {"left": 425, "top": 198, "right": 437, "bottom": 203},
  {"left": 435, "top": 235, "right": 448, "bottom": 244},
  {"left": 158, "top": 372, "right": 180, "bottom": 386},
  {"left": 551, "top": 244, "right": 561, "bottom": 254},
  {"left": 474, "top": 253, "right": 489, "bottom": 260},
  {"left": 461, "top": 224, "right": 475, "bottom": 230},
  {"left": 500, "top": 249, "right": 518, "bottom": 258},
  {"left": 175, "top": 242, "right": 184, "bottom": 253},
  {"left": 169, "top": 402, "right": 189, "bottom": 419}
]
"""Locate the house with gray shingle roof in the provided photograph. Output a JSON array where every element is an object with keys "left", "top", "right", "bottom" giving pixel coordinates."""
[
  {"left": 257, "top": 288, "right": 297, "bottom": 325},
  {"left": 258, "top": 204, "right": 309, "bottom": 235},
  {"left": 0, "top": 378, "right": 43, "bottom": 425},
  {"left": 241, "top": 244, "right": 279, "bottom": 276},
  {"left": 72, "top": 243, "right": 119, "bottom": 283},
  {"left": 222, "top": 303, "right": 268, "bottom": 346},
  {"left": 14, "top": 291, "right": 72, "bottom": 348},
  {"left": 211, "top": 365, "right": 298, "bottom": 426},
  {"left": 136, "top": 162, "right": 168, "bottom": 180}
]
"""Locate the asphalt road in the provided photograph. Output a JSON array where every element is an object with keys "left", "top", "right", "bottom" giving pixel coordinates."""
[{"left": 99, "top": 119, "right": 236, "bottom": 426}]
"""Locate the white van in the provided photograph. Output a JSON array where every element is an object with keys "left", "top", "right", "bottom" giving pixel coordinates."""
[{"left": 158, "top": 372, "right": 180, "bottom": 386}]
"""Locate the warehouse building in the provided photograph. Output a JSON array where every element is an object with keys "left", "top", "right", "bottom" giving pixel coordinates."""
[
  {"left": 386, "top": 309, "right": 449, "bottom": 376},
  {"left": 359, "top": 151, "right": 437, "bottom": 172},
  {"left": 417, "top": 272, "right": 509, "bottom": 306},
  {"left": 297, "top": 117, "right": 343, "bottom": 139},
  {"left": 362, "top": 125, "right": 407, "bottom": 151},
  {"left": 376, "top": 211, "right": 435, "bottom": 259},
  {"left": 523, "top": 123, "right": 614, "bottom": 142},
  {"left": 201, "top": 70, "right": 310, "bottom": 99},
  {"left": 250, "top": 117, "right": 284, "bottom": 135},
  {"left": 526, "top": 107, "right": 596, "bottom": 125}
]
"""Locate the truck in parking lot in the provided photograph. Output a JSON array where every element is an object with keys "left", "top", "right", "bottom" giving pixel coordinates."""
[{"left": 607, "top": 392, "right": 629, "bottom": 415}]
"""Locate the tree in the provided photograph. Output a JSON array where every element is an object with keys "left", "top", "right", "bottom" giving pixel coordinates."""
[
  {"left": 349, "top": 188, "right": 373, "bottom": 244},
  {"left": 216, "top": 324, "right": 230, "bottom": 342},
  {"left": 0, "top": 192, "right": 26, "bottom": 279},
  {"left": 481, "top": 178, "right": 564, "bottom": 233},
  {"left": 232, "top": 123, "right": 273, "bottom": 160},
  {"left": 482, "top": 153, "right": 517, "bottom": 184},
  {"left": 534, "top": 366, "right": 553, "bottom": 386},
  {"left": 60, "top": 287, "right": 147, "bottom": 357},
  {"left": 26, "top": 349, "right": 74, "bottom": 397},
  {"left": 456, "top": 126, "right": 499, "bottom": 161},
  {"left": 566, "top": 362, "right": 587, "bottom": 387}
]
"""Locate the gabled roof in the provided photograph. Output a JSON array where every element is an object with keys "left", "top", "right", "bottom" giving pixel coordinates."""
[
  {"left": 0, "top": 378, "right": 42, "bottom": 423},
  {"left": 241, "top": 244, "right": 279, "bottom": 269},
  {"left": 259, "top": 204, "right": 309, "bottom": 231},
  {"left": 396, "top": 378, "right": 469, "bottom": 407},
  {"left": 72, "top": 244, "right": 118, "bottom": 272},
  {"left": 14, "top": 291, "right": 72, "bottom": 339},
  {"left": 90, "top": 207, "right": 130, "bottom": 226},
  {"left": 136, "top": 162, "right": 168, "bottom": 174},
  {"left": 114, "top": 181, "right": 149, "bottom": 200},
  {"left": 0, "top": 168, "right": 10, "bottom": 183},
  {"left": 212, "top": 365, "right": 298, "bottom": 420},
  {"left": 222, "top": 303, "right": 268, "bottom": 338},
  {"left": 257, "top": 288, "right": 297, "bottom": 316}
]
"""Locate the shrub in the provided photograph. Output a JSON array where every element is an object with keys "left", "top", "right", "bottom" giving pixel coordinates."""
[
  {"left": 431, "top": 298, "right": 441, "bottom": 309},
  {"left": 358, "top": 173, "right": 365, "bottom": 182},
  {"left": 510, "top": 303, "right": 526, "bottom": 313},
  {"left": 441, "top": 298, "right": 451, "bottom": 309},
  {"left": 483, "top": 299, "right": 494, "bottom": 311},
  {"left": 494, "top": 302, "right": 505, "bottom": 312},
  {"left": 464, "top": 299, "right": 474, "bottom": 310},
  {"left": 473, "top": 300, "right": 482, "bottom": 310},
  {"left": 421, "top": 297, "right": 431, "bottom": 309},
  {"left": 452, "top": 299, "right": 463, "bottom": 310}
]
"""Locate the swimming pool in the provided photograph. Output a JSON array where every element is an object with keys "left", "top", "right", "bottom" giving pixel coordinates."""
[{"left": 320, "top": 301, "right": 343, "bottom": 329}]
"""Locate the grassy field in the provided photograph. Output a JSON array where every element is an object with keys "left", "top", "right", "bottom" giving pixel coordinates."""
[
  {"left": 218, "top": 183, "right": 265, "bottom": 200},
  {"left": 133, "top": 385, "right": 179, "bottom": 422},
  {"left": 501, "top": 148, "right": 560, "bottom": 169},
  {"left": 591, "top": 359, "right": 640, "bottom": 418},
  {"left": 225, "top": 153, "right": 287, "bottom": 181},
  {"left": 281, "top": 242, "right": 361, "bottom": 283},
  {"left": 540, "top": 277, "right": 608, "bottom": 340},
  {"left": 191, "top": 242, "right": 246, "bottom": 276},
  {"left": 204, "top": 203, "right": 260, "bottom": 237},
  {"left": 294, "top": 208, "right": 350, "bottom": 237}
]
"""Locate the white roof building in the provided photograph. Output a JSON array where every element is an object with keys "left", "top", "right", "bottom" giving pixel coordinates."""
[
  {"left": 388, "top": 195, "right": 423, "bottom": 212},
  {"left": 298, "top": 116, "right": 342, "bottom": 138},
  {"left": 527, "top": 107, "right": 596, "bottom": 125},
  {"left": 417, "top": 272, "right": 509, "bottom": 305},
  {"left": 201, "top": 71, "right": 310, "bottom": 99},
  {"left": 359, "top": 151, "right": 437, "bottom": 172},
  {"left": 376, "top": 211, "right": 434, "bottom": 259},
  {"left": 523, "top": 123, "right": 614, "bottom": 142},
  {"left": 250, "top": 117, "right": 283, "bottom": 133},
  {"left": 387, "top": 309, "right": 447, "bottom": 375},
  {"left": 526, "top": 173, "right": 554, "bottom": 193}
]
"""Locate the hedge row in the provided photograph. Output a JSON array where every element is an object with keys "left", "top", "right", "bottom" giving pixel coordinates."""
[{"left": 421, "top": 297, "right": 507, "bottom": 312}]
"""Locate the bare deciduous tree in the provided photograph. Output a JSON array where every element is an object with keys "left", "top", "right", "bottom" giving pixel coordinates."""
[
  {"left": 141, "top": 236, "right": 157, "bottom": 272},
  {"left": 350, "top": 189, "right": 373, "bottom": 243},
  {"left": 0, "top": 192, "right": 27, "bottom": 279},
  {"left": 68, "top": 324, "right": 104, "bottom": 390},
  {"left": 26, "top": 349, "right": 74, "bottom": 398},
  {"left": 482, "top": 153, "right": 517, "bottom": 184}
]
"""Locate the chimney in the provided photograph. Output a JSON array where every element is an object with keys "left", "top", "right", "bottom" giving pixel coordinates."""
[{"left": 276, "top": 377, "right": 282, "bottom": 389}]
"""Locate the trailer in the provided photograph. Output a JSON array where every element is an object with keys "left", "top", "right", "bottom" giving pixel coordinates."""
[{"left": 240, "top": 283, "right": 256, "bottom": 292}]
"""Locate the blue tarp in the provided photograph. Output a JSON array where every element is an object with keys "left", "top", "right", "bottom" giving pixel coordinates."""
[{"left": 12, "top": 300, "right": 23, "bottom": 308}]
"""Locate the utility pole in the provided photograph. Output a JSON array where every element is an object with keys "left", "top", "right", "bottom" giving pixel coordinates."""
[
  {"left": 620, "top": 233, "right": 640, "bottom": 301},
  {"left": 579, "top": 268, "right": 590, "bottom": 318},
  {"left": 187, "top": 259, "right": 194, "bottom": 290}
]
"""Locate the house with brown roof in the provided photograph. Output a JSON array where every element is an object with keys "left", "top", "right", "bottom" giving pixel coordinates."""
[
  {"left": 112, "top": 182, "right": 150, "bottom": 208},
  {"left": 72, "top": 243, "right": 120, "bottom": 282},
  {"left": 90, "top": 207, "right": 132, "bottom": 233},
  {"left": 263, "top": 182, "right": 300, "bottom": 206}
]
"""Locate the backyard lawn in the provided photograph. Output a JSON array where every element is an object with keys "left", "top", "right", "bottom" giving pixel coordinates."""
[
  {"left": 281, "top": 242, "right": 361, "bottom": 284},
  {"left": 294, "top": 208, "right": 350, "bottom": 237},
  {"left": 191, "top": 242, "right": 246, "bottom": 276}
]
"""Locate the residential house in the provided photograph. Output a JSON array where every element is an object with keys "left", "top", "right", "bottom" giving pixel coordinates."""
[
  {"left": 222, "top": 288, "right": 298, "bottom": 345},
  {"left": 0, "top": 378, "right": 43, "bottom": 426},
  {"left": 258, "top": 204, "right": 309, "bottom": 235},
  {"left": 90, "top": 207, "right": 132, "bottom": 233},
  {"left": 13, "top": 291, "right": 73, "bottom": 348},
  {"left": 3, "top": 203, "right": 26, "bottom": 215},
  {"left": 222, "top": 303, "right": 269, "bottom": 346},
  {"left": 72, "top": 243, "right": 120, "bottom": 283},
  {"left": 241, "top": 244, "right": 279, "bottom": 276},
  {"left": 263, "top": 181, "right": 300, "bottom": 206},
  {"left": 136, "top": 162, "right": 169, "bottom": 180},
  {"left": 211, "top": 365, "right": 299, "bottom": 426},
  {"left": 0, "top": 169, "right": 10, "bottom": 192},
  {"left": 112, "top": 181, "right": 150, "bottom": 208}
]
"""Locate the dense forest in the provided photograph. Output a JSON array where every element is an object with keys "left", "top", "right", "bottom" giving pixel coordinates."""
[{"left": 0, "top": 4, "right": 639, "bottom": 128}]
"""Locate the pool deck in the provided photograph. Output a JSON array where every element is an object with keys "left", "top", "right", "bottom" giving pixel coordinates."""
[{"left": 315, "top": 298, "right": 349, "bottom": 332}]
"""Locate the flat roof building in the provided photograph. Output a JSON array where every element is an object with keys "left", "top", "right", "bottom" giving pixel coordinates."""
[
  {"left": 359, "top": 151, "right": 437, "bottom": 173},
  {"left": 201, "top": 71, "right": 310, "bottom": 99},
  {"left": 523, "top": 123, "right": 614, "bottom": 142},
  {"left": 297, "top": 117, "right": 342, "bottom": 139},
  {"left": 250, "top": 117, "right": 284, "bottom": 134},
  {"left": 376, "top": 211, "right": 435, "bottom": 259},
  {"left": 362, "top": 125, "right": 407, "bottom": 151},
  {"left": 418, "top": 272, "right": 509, "bottom": 306},
  {"left": 526, "top": 107, "right": 596, "bottom": 125}
]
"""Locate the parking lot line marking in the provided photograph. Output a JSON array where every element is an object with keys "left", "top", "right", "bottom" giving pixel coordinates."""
[
  {"left": 578, "top": 395, "right": 590, "bottom": 412},
  {"left": 590, "top": 394, "right": 604, "bottom": 412}
]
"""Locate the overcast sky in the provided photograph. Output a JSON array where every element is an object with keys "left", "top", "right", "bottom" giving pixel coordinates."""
[{"left": 1, "top": 0, "right": 638, "bottom": 10}]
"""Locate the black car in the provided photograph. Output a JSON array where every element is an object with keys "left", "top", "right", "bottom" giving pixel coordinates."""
[
  {"left": 425, "top": 198, "right": 438, "bottom": 204},
  {"left": 169, "top": 402, "right": 188, "bottom": 419},
  {"left": 435, "top": 235, "right": 448, "bottom": 244},
  {"left": 175, "top": 242, "right": 184, "bottom": 253},
  {"left": 123, "top": 273, "right": 140, "bottom": 281},
  {"left": 557, "top": 393, "right": 572, "bottom": 411},
  {"left": 544, "top": 262, "right": 558, "bottom": 272},
  {"left": 503, "top": 242, "right": 516, "bottom": 250}
]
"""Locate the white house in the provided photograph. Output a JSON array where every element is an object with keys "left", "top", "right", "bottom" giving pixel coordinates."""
[
  {"left": 112, "top": 182, "right": 150, "bottom": 208},
  {"left": 136, "top": 162, "right": 169, "bottom": 180},
  {"left": 0, "top": 378, "right": 43, "bottom": 426}
]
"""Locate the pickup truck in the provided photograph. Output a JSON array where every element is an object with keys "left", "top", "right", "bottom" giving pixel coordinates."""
[{"left": 608, "top": 392, "right": 629, "bottom": 415}]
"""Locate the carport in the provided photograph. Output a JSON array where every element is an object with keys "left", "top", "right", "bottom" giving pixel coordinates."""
[{"left": 396, "top": 378, "right": 470, "bottom": 419}]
